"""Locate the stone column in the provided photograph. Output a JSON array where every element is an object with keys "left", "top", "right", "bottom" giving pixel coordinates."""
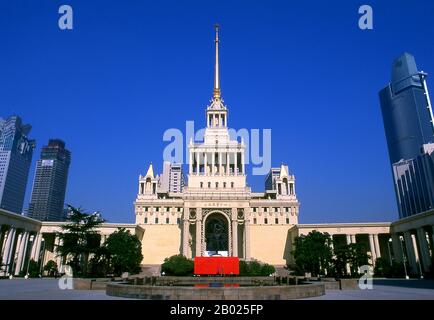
[
  {"left": 211, "top": 151, "right": 215, "bottom": 175},
  {"left": 54, "top": 234, "right": 63, "bottom": 270},
  {"left": 241, "top": 151, "right": 245, "bottom": 175},
  {"left": 182, "top": 214, "right": 190, "bottom": 258},
  {"left": 369, "top": 234, "right": 377, "bottom": 263},
  {"left": 31, "top": 233, "right": 43, "bottom": 262},
  {"left": 403, "top": 231, "right": 418, "bottom": 274},
  {"left": 244, "top": 220, "right": 251, "bottom": 260},
  {"left": 100, "top": 234, "right": 107, "bottom": 246},
  {"left": 350, "top": 234, "right": 356, "bottom": 244},
  {"left": 345, "top": 234, "right": 351, "bottom": 274},
  {"left": 234, "top": 152, "right": 238, "bottom": 175},
  {"left": 15, "top": 231, "right": 29, "bottom": 275},
  {"left": 329, "top": 235, "right": 334, "bottom": 252},
  {"left": 189, "top": 151, "right": 193, "bottom": 174},
  {"left": 232, "top": 219, "right": 238, "bottom": 257},
  {"left": 204, "top": 152, "right": 208, "bottom": 175},
  {"left": 391, "top": 234, "right": 403, "bottom": 263},
  {"left": 231, "top": 208, "right": 238, "bottom": 257},
  {"left": 196, "top": 152, "right": 199, "bottom": 175},
  {"left": 226, "top": 152, "right": 230, "bottom": 175},
  {"left": 218, "top": 152, "right": 222, "bottom": 175},
  {"left": 416, "top": 228, "right": 431, "bottom": 273},
  {"left": 2, "top": 228, "right": 16, "bottom": 275},
  {"left": 195, "top": 211, "right": 202, "bottom": 257},
  {"left": 373, "top": 234, "right": 381, "bottom": 259}
]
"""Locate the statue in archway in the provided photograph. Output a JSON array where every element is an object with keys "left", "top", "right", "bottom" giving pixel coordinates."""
[{"left": 205, "top": 215, "right": 228, "bottom": 252}]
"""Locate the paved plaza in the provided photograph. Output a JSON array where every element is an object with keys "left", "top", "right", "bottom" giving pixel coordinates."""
[
  {"left": 0, "top": 278, "right": 128, "bottom": 300},
  {"left": 305, "top": 279, "right": 434, "bottom": 300},
  {"left": 0, "top": 278, "right": 433, "bottom": 300}
]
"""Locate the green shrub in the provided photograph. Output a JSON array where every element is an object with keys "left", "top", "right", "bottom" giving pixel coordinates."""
[
  {"left": 374, "top": 257, "right": 405, "bottom": 278},
  {"left": 239, "top": 260, "right": 275, "bottom": 276},
  {"left": 27, "top": 259, "right": 40, "bottom": 278},
  {"left": 260, "top": 263, "right": 276, "bottom": 276},
  {"left": 161, "top": 255, "right": 194, "bottom": 276},
  {"left": 43, "top": 260, "right": 58, "bottom": 277}
]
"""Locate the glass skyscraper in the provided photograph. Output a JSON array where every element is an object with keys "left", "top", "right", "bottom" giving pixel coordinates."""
[
  {"left": 28, "top": 139, "right": 71, "bottom": 221},
  {"left": 379, "top": 53, "right": 434, "bottom": 219},
  {"left": 0, "top": 115, "right": 36, "bottom": 214}
]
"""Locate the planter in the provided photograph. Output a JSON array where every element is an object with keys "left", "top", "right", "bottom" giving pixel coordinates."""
[
  {"left": 339, "top": 278, "right": 359, "bottom": 290},
  {"left": 73, "top": 278, "right": 112, "bottom": 290}
]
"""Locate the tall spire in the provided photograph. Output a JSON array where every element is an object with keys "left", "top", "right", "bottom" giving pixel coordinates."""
[{"left": 213, "top": 24, "right": 221, "bottom": 99}]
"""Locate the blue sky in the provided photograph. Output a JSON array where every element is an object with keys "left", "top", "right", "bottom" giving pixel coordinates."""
[{"left": 1, "top": 0, "right": 433, "bottom": 223}]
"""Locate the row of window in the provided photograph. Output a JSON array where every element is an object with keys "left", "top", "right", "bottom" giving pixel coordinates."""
[
  {"left": 253, "top": 217, "right": 291, "bottom": 224},
  {"left": 139, "top": 207, "right": 183, "bottom": 212},
  {"left": 199, "top": 181, "right": 235, "bottom": 188},
  {"left": 142, "top": 217, "right": 292, "bottom": 225},
  {"left": 144, "top": 217, "right": 181, "bottom": 224},
  {"left": 252, "top": 207, "right": 295, "bottom": 213}
]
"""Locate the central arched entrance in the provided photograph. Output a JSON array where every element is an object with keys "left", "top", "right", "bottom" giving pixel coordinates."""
[{"left": 204, "top": 212, "right": 229, "bottom": 255}]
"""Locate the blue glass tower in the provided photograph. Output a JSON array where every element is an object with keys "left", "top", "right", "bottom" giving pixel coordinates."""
[
  {"left": 379, "top": 53, "right": 434, "bottom": 218},
  {"left": 0, "top": 116, "right": 36, "bottom": 214}
]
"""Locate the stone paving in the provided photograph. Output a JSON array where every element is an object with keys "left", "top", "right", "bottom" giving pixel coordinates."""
[
  {"left": 0, "top": 278, "right": 130, "bottom": 300},
  {"left": 304, "top": 279, "right": 434, "bottom": 300},
  {"left": 0, "top": 278, "right": 433, "bottom": 300}
]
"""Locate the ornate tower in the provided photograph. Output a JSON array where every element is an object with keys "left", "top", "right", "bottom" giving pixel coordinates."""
[{"left": 187, "top": 24, "right": 246, "bottom": 190}]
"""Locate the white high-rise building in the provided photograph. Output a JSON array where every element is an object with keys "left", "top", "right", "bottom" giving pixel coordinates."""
[{"left": 159, "top": 161, "right": 185, "bottom": 193}]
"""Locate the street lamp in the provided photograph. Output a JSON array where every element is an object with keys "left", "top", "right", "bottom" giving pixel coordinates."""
[
  {"left": 399, "top": 236, "right": 409, "bottom": 280},
  {"left": 387, "top": 238, "right": 393, "bottom": 266}
]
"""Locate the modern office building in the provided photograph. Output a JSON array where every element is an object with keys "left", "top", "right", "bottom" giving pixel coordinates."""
[
  {"left": 159, "top": 161, "right": 185, "bottom": 193},
  {"left": 0, "top": 116, "right": 35, "bottom": 214},
  {"left": 168, "top": 163, "right": 184, "bottom": 193},
  {"left": 28, "top": 139, "right": 71, "bottom": 221},
  {"left": 379, "top": 53, "right": 434, "bottom": 218}
]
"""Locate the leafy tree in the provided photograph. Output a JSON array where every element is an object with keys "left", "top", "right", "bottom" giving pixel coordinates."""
[
  {"left": 56, "top": 205, "right": 104, "bottom": 277},
  {"left": 27, "top": 259, "right": 40, "bottom": 278},
  {"left": 161, "top": 255, "right": 194, "bottom": 276},
  {"left": 292, "top": 231, "right": 333, "bottom": 276},
  {"left": 332, "top": 244, "right": 348, "bottom": 278},
  {"left": 332, "top": 243, "right": 370, "bottom": 278},
  {"left": 105, "top": 228, "right": 143, "bottom": 276},
  {"left": 43, "top": 260, "right": 58, "bottom": 277},
  {"left": 347, "top": 243, "right": 369, "bottom": 277},
  {"left": 374, "top": 257, "right": 405, "bottom": 278}
]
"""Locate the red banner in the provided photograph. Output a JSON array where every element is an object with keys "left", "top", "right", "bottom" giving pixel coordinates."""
[{"left": 194, "top": 257, "right": 240, "bottom": 275}]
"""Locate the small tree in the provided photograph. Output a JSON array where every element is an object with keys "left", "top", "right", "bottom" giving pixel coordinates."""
[
  {"left": 105, "top": 228, "right": 143, "bottom": 276},
  {"left": 44, "top": 260, "right": 58, "bottom": 277},
  {"left": 332, "top": 243, "right": 370, "bottom": 278},
  {"left": 161, "top": 255, "right": 194, "bottom": 276},
  {"left": 292, "top": 231, "right": 333, "bottom": 277},
  {"left": 347, "top": 243, "right": 369, "bottom": 277},
  {"left": 56, "top": 205, "right": 104, "bottom": 277}
]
